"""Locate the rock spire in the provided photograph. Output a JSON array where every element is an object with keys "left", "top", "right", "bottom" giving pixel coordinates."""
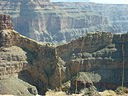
[{"left": 0, "top": 14, "right": 13, "bottom": 30}]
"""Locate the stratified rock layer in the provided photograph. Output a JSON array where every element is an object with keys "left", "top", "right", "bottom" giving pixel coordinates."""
[
  {"left": 1, "top": 1, "right": 128, "bottom": 44},
  {"left": 0, "top": 14, "right": 66, "bottom": 95},
  {"left": 57, "top": 32, "right": 128, "bottom": 91},
  {"left": 1, "top": 14, "right": 128, "bottom": 95},
  {"left": 0, "top": 14, "right": 13, "bottom": 30}
]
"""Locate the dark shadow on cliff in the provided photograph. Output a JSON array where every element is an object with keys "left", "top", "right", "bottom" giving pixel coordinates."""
[
  {"left": 94, "top": 41, "right": 128, "bottom": 91},
  {"left": 18, "top": 70, "right": 47, "bottom": 95},
  {"left": 18, "top": 48, "right": 48, "bottom": 95}
]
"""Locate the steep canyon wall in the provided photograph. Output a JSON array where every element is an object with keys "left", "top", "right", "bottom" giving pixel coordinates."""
[
  {"left": 1, "top": 1, "right": 128, "bottom": 44},
  {"left": 0, "top": 14, "right": 128, "bottom": 95}
]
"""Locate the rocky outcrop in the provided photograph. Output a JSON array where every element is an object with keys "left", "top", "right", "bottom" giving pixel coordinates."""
[
  {"left": 56, "top": 32, "right": 128, "bottom": 91},
  {"left": 0, "top": 14, "right": 38, "bottom": 95},
  {"left": 0, "top": 14, "right": 13, "bottom": 30},
  {"left": 0, "top": 14, "right": 66, "bottom": 95},
  {"left": 1, "top": 14, "right": 128, "bottom": 95},
  {"left": 70, "top": 72, "right": 101, "bottom": 94},
  {"left": 0, "top": 76, "right": 38, "bottom": 96},
  {"left": 0, "top": 46, "right": 28, "bottom": 79},
  {"left": 57, "top": 32, "right": 113, "bottom": 61}
]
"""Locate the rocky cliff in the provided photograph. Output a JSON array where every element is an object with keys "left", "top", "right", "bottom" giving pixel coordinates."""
[
  {"left": 0, "top": 14, "right": 66, "bottom": 95},
  {"left": 57, "top": 31, "right": 128, "bottom": 91},
  {"left": 1, "top": 1, "right": 128, "bottom": 44},
  {"left": 1, "top": 14, "right": 128, "bottom": 95}
]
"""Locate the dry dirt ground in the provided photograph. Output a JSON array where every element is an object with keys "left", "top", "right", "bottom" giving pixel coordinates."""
[
  {"left": 45, "top": 90, "right": 128, "bottom": 96},
  {"left": 1, "top": 90, "right": 128, "bottom": 96}
]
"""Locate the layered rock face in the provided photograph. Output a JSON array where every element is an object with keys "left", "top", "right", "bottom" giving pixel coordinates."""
[
  {"left": 0, "top": 15, "right": 37, "bottom": 95},
  {"left": 57, "top": 32, "right": 128, "bottom": 91},
  {"left": 1, "top": 1, "right": 128, "bottom": 44},
  {"left": 0, "top": 14, "right": 13, "bottom": 30},
  {"left": 1, "top": 14, "right": 128, "bottom": 95},
  {"left": 0, "top": 14, "right": 65, "bottom": 95}
]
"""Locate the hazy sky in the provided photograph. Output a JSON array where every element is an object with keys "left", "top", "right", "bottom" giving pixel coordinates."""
[
  {"left": 51, "top": 0, "right": 128, "bottom": 4},
  {"left": 91, "top": 0, "right": 128, "bottom": 4},
  {"left": 51, "top": 0, "right": 89, "bottom": 2}
]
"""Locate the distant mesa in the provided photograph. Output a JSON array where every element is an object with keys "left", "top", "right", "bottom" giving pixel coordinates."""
[{"left": 0, "top": 14, "right": 13, "bottom": 30}]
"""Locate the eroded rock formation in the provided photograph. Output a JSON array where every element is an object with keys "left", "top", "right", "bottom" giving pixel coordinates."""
[
  {"left": 0, "top": 14, "right": 13, "bottom": 30},
  {"left": 0, "top": 0, "right": 113, "bottom": 44},
  {"left": 1, "top": 14, "right": 128, "bottom": 95},
  {"left": 57, "top": 32, "right": 128, "bottom": 91},
  {"left": 0, "top": 14, "right": 65, "bottom": 95},
  {"left": 1, "top": 1, "right": 128, "bottom": 44}
]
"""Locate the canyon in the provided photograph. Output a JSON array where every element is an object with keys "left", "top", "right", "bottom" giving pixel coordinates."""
[
  {"left": 0, "top": 14, "right": 128, "bottom": 96},
  {"left": 1, "top": 0, "right": 128, "bottom": 44}
]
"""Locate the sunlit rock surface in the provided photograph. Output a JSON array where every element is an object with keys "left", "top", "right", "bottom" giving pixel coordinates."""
[{"left": 1, "top": 14, "right": 128, "bottom": 95}]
